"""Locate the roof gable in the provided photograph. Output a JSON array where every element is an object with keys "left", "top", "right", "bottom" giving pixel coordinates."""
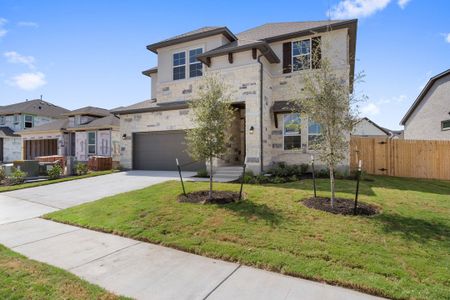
[
  {"left": 0, "top": 99, "right": 69, "bottom": 117},
  {"left": 400, "top": 69, "right": 450, "bottom": 125}
]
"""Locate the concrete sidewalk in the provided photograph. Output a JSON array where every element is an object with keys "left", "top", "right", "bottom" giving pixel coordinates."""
[{"left": 0, "top": 171, "right": 383, "bottom": 300}]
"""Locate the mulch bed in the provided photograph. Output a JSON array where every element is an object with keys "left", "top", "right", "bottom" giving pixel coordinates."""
[
  {"left": 301, "top": 197, "right": 379, "bottom": 216},
  {"left": 178, "top": 190, "right": 241, "bottom": 204}
]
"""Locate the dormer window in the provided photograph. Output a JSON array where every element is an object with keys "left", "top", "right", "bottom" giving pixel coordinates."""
[
  {"left": 189, "top": 48, "right": 203, "bottom": 78},
  {"left": 173, "top": 52, "right": 186, "bottom": 80},
  {"left": 24, "top": 115, "right": 33, "bottom": 128}
]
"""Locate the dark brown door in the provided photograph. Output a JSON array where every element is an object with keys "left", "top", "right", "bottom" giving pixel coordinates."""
[{"left": 132, "top": 130, "right": 205, "bottom": 171}]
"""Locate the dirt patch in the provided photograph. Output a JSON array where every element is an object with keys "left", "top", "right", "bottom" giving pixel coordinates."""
[
  {"left": 301, "top": 197, "right": 379, "bottom": 216},
  {"left": 178, "top": 190, "right": 241, "bottom": 204}
]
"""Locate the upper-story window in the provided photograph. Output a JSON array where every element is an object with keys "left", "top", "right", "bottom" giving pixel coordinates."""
[
  {"left": 24, "top": 115, "right": 33, "bottom": 128},
  {"left": 0, "top": 116, "right": 5, "bottom": 125},
  {"left": 292, "top": 39, "right": 311, "bottom": 71},
  {"left": 442, "top": 120, "right": 450, "bottom": 131},
  {"left": 173, "top": 52, "right": 186, "bottom": 80},
  {"left": 172, "top": 48, "right": 203, "bottom": 80},
  {"left": 189, "top": 48, "right": 203, "bottom": 78}
]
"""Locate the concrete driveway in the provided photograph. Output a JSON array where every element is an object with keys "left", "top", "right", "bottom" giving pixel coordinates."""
[{"left": 0, "top": 170, "right": 383, "bottom": 300}]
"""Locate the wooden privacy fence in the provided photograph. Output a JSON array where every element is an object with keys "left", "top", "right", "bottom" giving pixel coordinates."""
[{"left": 350, "top": 137, "right": 450, "bottom": 180}]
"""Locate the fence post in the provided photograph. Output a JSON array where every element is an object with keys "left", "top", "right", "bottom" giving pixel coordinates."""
[
  {"left": 311, "top": 155, "right": 317, "bottom": 198},
  {"left": 354, "top": 160, "right": 362, "bottom": 215},
  {"left": 176, "top": 158, "right": 186, "bottom": 196}
]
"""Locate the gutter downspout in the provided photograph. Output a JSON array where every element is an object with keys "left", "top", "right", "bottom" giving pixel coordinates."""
[{"left": 257, "top": 54, "right": 264, "bottom": 173}]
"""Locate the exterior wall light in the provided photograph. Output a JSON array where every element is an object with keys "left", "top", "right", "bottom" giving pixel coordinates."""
[
  {"left": 122, "top": 134, "right": 127, "bottom": 140},
  {"left": 249, "top": 126, "right": 254, "bottom": 134}
]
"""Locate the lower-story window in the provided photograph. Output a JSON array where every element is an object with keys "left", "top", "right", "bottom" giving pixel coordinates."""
[
  {"left": 283, "top": 113, "right": 301, "bottom": 150},
  {"left": 88, "top": 132, "right": 96, "bottom": 155},
  {"left": 308, "top": 120, "right": 322, "bottom": 149}
]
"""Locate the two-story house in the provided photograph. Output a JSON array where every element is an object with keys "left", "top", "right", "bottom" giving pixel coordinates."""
[
  {"left": 112, "top": 20, "right": 357, "bottom": 173},
  {"left": 0, "top": 99, "right": 69, "bottom": 162},
  {"left": 19, "top": 106, "right": 121, "bottom": 163}
]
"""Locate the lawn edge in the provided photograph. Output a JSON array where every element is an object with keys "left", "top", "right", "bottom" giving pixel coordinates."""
[{"left": 42, "top": 215, "right": 392, "bottom": 300}]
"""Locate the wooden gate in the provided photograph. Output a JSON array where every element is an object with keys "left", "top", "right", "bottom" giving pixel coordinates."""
[
  {"left": 350, "top": 137, "right": 450, "bottom": 180},
  {"left": 24, "top": 139, "right": 58, "bottom": 160}
]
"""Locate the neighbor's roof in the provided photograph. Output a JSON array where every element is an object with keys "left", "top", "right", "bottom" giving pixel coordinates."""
[
  {"left": 67, "top": 115, "right": 119, "bottom": 130},
  {"left": 0, "top": 126, "right": 19, "bottom": 137},
  {"left": 63, "top": 106, "right": 111, "bottom": 117},
  {"left": 0, "top": 99, "right": 69, "bottom": 117},
  {"left": 142, "top": 66, "right": 158, "bottom": 77},
  {"left": 400, "top": 69, "right": 450, "bottom": 125},
  {"left": 357, "top": 117, "right": 391, "bottom": 135},
  {"left": 111, "top": 99, "right": 189, "bottom": 115},
  {"left": 146, "top": 27, "right": 237, "bottom": 53},
  {"left": 18, "top": 118, "right": 69, "bottom": 135}
]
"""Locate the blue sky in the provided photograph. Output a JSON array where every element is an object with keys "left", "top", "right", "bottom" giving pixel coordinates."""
[{"left": 0, "top": 0, "right": 449, "bottom": 130}]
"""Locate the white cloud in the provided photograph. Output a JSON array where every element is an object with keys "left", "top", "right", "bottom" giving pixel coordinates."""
[
  {"left": 17, "top": 21, "right": 39, "bottom": 28},
  {"left": 378, "top": 94, "right": 407, "bottom": 104},
  {"left": 398, "top": 0, "right": 411, "bottom": 9},
  {"left": 4, "top": 51, "right": 35, "bottom": 69},
  {"left": 443, "top": 33, "right": 450, "bottom": 44},
  {"left": 0, "top": 18, "right": 7, "bottom": 38},
  {"left": 327, "top": 0, "right": 391, "bottom": 19},
  {"left": 361, "top": 102, "right": 380, "bottom": 115},
  {"left": 6, "top": 72, "right": 46, "bottom": 90}
]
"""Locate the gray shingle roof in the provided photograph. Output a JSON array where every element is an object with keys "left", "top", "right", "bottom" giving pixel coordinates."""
[
  {"left": 142, "top": 66, "right": 158, "bottom": 77},
  {"left": 111, "top": 100, "right": 189, "bottom": 115},
  {"left": 69, "top": 115, "right": 119, "bottom": 130},
  {"left": 19, "top": 118, "right": 69, "bottom": 134},
  {"left": 237, "top": 20, "right": 346, "bottom": 41},
  {"left": 63, "top": 106, "right": 111, "bottom": 117},
  {"left": 0, "top": 99, "right": 69, "bottom": 117},
  {"left": 0, "top": 126, "right": 19, "bottom": 137}
]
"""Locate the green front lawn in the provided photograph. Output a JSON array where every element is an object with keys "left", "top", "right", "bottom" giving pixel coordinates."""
[
  {"left": 45, "top": 176, "right": 450, "bottom": 299},
  {"left": 0, "top": 244, "right": 128, "bottom": 299},
  {"left": 0, "top": 170, "right": 117, "bottom": 193}
]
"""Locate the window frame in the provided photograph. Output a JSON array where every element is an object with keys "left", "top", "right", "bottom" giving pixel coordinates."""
[
  {"left": 172, "top": 51, "right": 186, "bottom": 81},
  {"left": 283, "top": 113, "right": 302, "bottom": 151},
  {"left": 292, "top": 38, "right": 311, "bottom": 72},
  {"left": 307, "top": 119, "right": 322, "bottom": 150},
  {"left": 87, "top": 131, "right": 96, "bottom": 155},
  {"left": 188, "top": 47, "right": 203, "bottom": 78},
  {"left": 441, "top": 119, "right": 450, "bottom": 131},
  {"left": 172, "top": 46, "right": 204, "bottom": 81},
  {"left": 24, "top": 115, "right": 33, "bottom": 128},
  {"left": 0, "top": 116, "right": 4, "bottom": 125}
]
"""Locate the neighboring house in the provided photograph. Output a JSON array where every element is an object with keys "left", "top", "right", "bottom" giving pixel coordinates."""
[
  {"left": 352, "top": 117, "right": 403, "bottom": 139},
  {"left": 0, "top": 99, "right": 69, "bottom": 162},
  {"left": 19, "top": 106, "right": 121, "bottom": 163},
  {"left": 112, "top": 20, "right": 357, "bottom": 173},
  {"left": 401, "top": 69, "right": 450, "bottom": 140}
]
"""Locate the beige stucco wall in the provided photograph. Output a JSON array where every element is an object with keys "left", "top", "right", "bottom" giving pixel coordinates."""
[
  {"left": 404, "top": 75, "right": 450, "bottom": 140},
  {"left": 352, "top": 119, "right": 388, "bottom": 136}
]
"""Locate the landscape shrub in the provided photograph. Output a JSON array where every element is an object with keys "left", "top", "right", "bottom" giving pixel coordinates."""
[
  {"left": 75, "top": 163, "right": 89, "bottom": 176},
  {"left": 6, "top": 168, "right": 27, "bottom": 185},
  {"left": 196, "top": 169, "right": 208, "bottom": 178},
  {"left": 0, "top": 168, "right": 5, "bottom": 183},
  {"left": 48, "top": 164, "right": 62, "bottom": 180}
]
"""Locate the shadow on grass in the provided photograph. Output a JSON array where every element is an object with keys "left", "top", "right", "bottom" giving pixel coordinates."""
[
  {"left": 219, "top": 200, "right": 283, "bottom": 226},
  {"left": 376, "top": 213, "right": 450, "bottom": 245}
]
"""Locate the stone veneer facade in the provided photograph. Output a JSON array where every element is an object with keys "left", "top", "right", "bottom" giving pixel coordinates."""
[{"left": 119, "top": 28, "right": 352, "bottom": 173}]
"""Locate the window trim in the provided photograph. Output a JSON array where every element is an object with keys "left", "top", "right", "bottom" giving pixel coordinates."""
[
  {"left": 87, "top": 131, "right": 96, "bottom": 155},
  {"left": 172, "top": 51, "right": 186, "bottom": 81},
  {"left": 24, "top": 115, "right": 33, "bottom": 128},
  {"left": 442, "top": 119, "right": 450, "bottom": 131},
  {"left": 172, "top": 46, "right": 204, "bottom": 81},
  {"left": 291, "top": 38, "right": 311, "bottom": 72},
  {"left": 283, "top": 113, "right": 302, "bottom": 151}
]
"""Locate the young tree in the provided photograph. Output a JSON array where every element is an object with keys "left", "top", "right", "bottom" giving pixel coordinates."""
[
  {"left": 290, "top": 52, "right": 363, "bottom": 207},
  {"left": 186, "top": 75, "right": 235, "bottom": 199}
]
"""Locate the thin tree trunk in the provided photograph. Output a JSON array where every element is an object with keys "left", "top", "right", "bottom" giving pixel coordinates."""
[
  {"left": 329, "top": 166, "right": 335, "bottom": 208},
  {"left": 209, "top": 156, "right": 213, "bottom": 200}
]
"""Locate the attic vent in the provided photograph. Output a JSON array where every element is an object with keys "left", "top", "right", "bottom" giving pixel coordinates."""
[{"left": 38, "top": 106, "right": 42, "bottom": 109}]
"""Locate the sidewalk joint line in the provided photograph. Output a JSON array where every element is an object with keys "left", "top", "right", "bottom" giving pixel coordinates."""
[
  {"left": 68, "top": 241, "right": 142, "bottom": 271},
  {"left": 11, "top": 228, "right": 81, "bottom": 249},
  {"left": 203, "top": 264, "right": 241, "bottom": 300}
]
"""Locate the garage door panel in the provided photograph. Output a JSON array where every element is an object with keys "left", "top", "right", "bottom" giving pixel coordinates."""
[{"left": 132, "top": 131, "right": 205, "bottom": 171}]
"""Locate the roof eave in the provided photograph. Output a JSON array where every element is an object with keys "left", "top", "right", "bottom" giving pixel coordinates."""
[{"left": 146, "top": 27, "right": 237, "bottom": 54}]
